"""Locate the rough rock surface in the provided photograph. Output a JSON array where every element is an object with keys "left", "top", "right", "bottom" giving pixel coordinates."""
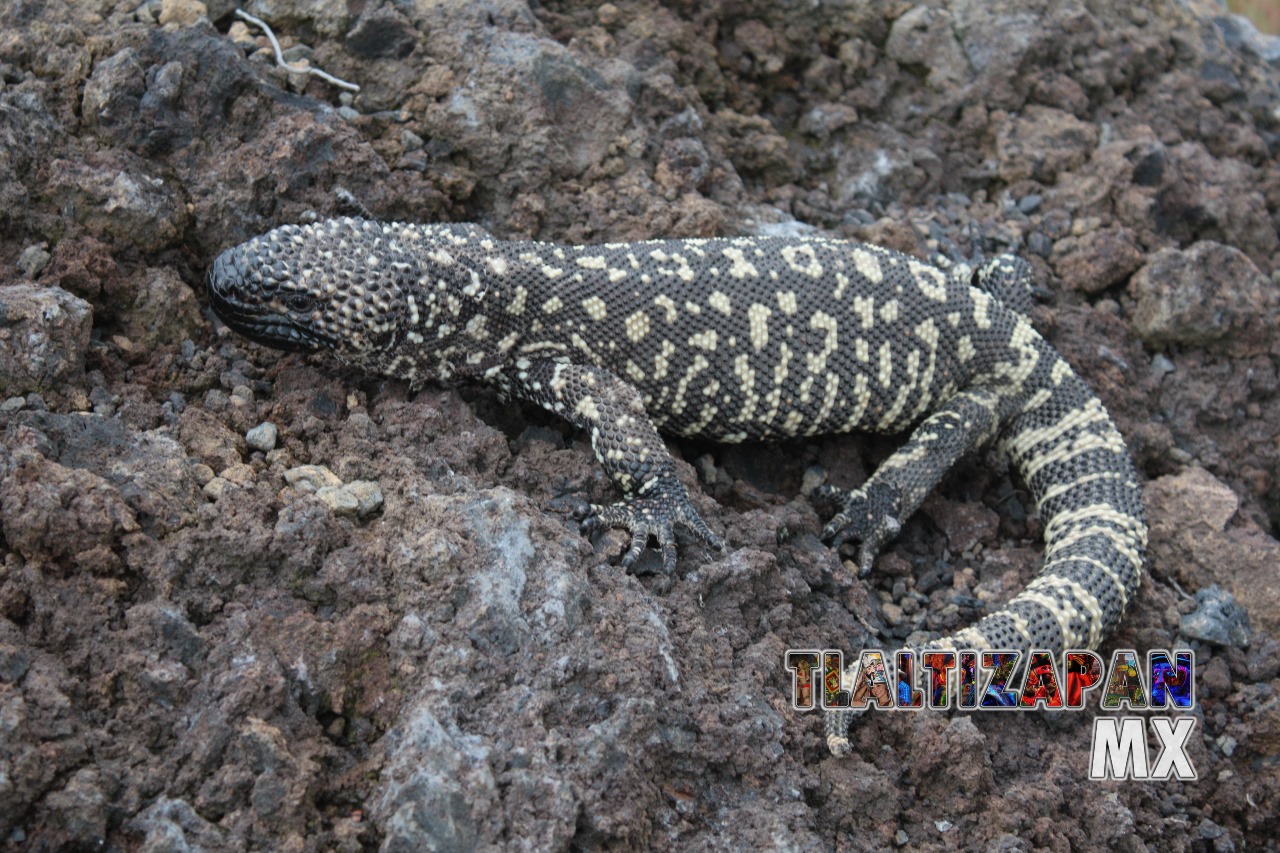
[{"left": 1, "top": 0, "right": 1278, "bottom": 849}]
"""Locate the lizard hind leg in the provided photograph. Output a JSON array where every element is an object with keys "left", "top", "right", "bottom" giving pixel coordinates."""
[{"left": 820, "top": 388, "right": 1006, "bottom": 576}]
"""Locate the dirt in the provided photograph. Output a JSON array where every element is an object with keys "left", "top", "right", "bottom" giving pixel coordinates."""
[{"left": 1, "top": 0, "right": 1278, "bottom": 849}]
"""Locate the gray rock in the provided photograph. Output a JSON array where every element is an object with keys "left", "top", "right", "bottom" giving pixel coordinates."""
[
  {"left": 284, "top": 464, "right": 343, "bottom": 492},
  {"left": 343, "top": 480, "right": 384, "bottom": 518},
  {"left": 0, "top": 284, "right": 93, "bottom": 397},
  {"left": 346, "top": 4, "right": 418, "bottom": 59},
  {"left": 16, "top": 244, "right": 51, "bottom": 278},
  {"left": 121, "top": 267, "right": 203, "bottom": 349},
  {"left": 246, "top": 421, "right": 278, "bottom": 452},
  {"left": 46, "top": 153, "right": 189, "bottom": 253},
  {"left": 1130, "top": 241, "right": 1275, "bottom": 353},
  {"left": 996, "top": 106, "right": 1099, "bottom": 183},
  {"left": 1181, "top": 585, "right": 1251, "bottom": 648},
  {"left": 128, "top": 797, "right": 228, "bottom": 853},
  {"left": 315, "top": 484, "right": 360, "bottom": 515},
  {"left": 43, "top": 768, "right": 107, "bottom": 847},
  {"left": 374, "top": 706, "right": 487, "bottom": 853},
  {"left": 885, "top": 6, "right": 970, "bottom": 88}
]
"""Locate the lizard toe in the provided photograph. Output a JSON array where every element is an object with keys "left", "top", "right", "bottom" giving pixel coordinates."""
[
  {"left": 579, "top": 473, "right": 721, "bottom": 573},
  {"left": 821, "top": 482, "right": 904, "bottom": 574}
]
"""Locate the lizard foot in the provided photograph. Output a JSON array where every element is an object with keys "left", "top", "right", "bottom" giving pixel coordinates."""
[
  {"left": 818, "top": 481, "right": 903, "bottom": 577},
  {"left": 575, "top": 474, "right": 725, "bottom": 573}
]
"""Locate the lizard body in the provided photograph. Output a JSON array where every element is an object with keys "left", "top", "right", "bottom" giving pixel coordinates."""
[{"left": 208, "top": 216, "right": 1147, "bottom": 755}]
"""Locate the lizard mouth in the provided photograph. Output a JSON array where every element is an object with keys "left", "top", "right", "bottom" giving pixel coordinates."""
[{"left": 207, "top": 249, "right": 334, "bottom": 353}]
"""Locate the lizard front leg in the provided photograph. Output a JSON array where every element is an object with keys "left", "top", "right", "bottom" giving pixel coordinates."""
[{"left": 504, "top": 359, "right": 724, "bottom": 572}]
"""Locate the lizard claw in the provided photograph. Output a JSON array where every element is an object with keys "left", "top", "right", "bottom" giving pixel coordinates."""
[
  {"left": 820, "top": 481, "right": 903, "bottom": 576},
  {"left": 575, "top": 475, "right": 723, "bottom": 573}
]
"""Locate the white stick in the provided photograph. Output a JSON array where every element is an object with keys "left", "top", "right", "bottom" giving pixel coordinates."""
[{"left": 234, "top": 8, "right": 361, "bottom": 93}]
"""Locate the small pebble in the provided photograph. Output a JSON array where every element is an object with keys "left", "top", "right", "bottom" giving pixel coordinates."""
[
  {"left": 17, "top": 244, "right": 51, "bottom": 278},
  {"left": 315, "top": 485, "right": 360, "bottom": 515},
  {"left": 246, "top": 422, "right": 278, "bottom": 452},
  {"left": 344, "top": 480, "right": 384, "bottom": 518},
  {"left": 202, "top": 477, "right": 230, "bottom": 500},
  {"left": 401, "top": 129, "right": 424, "bottom": 152},
  {"left": 219, "top": 463, "right": 256, "bottom": 486},
  {"left": 1017, "top": 193, "right": 1042, "bottom": 214},
  {"left": 284, "top": 464, "right": 343, "bottom": 492}
]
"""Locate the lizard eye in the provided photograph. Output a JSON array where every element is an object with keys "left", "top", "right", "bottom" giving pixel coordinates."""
[{"left": 284, "top": 293, "right": 314, "bottom": 313}]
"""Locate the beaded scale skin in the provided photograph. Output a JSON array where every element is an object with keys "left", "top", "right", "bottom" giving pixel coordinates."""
[{"left": 208, "top": 215, "right": 1148, "bottom": 755}]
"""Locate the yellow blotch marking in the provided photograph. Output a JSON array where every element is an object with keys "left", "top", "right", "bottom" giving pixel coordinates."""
[
  {"left": 672, "top": 254, "right": 696, "bottom": 282},
  {"left": 581, "top": 296, "right": 608, "bottom": 321},
  {"left": 905, "top": 345, "right": 937, "bottom": 422},
  {"left": 812, "top": 373, "right": 841, "bottom": 432},
  {"left": 748, "top": 303, "right": 771, "bottom": 351},
  {"left": 1020, "top": 388, "right": 1053, "bottom": 413},
  {"left": 689, "top": 330, "right": 718, "bottom": 351},
  {"left": 833, "top": 271, "right": 851, "bottom": 300},
  {"left": 856, "top": 338, "right": 869, "bottom": 362},
  {"left": 653, "top": 340, "right": 676, "bottom": 381},
  {"left": 653, "top": 294, "right": 678, "bottom": 323},
  {"left": 1051, "top": 359, "right": 1073, "bottom": 386},
  {"left": 709, "top": 290, "right": 733, "bottom": 315},
  {"left": 914, "top": 318, "right": 939, "bottom": 352},
  {"left": 671, "top": 354, "right": 710, "bottom": 416},
  {"left": 852, "top": 295, "right": 875, "bottom": 329},
  {"left": 541, "top": 265, "right": 564, "bottom": 278},
  {"left": 721, "top": 246, "right": 759, "bottom": 279},
  {"left": 542, "top": 296, "right": 563, "bottom": 314},
  {"left": 882, "top": 358, "right": 918, "bottom": 426},
  {"left": 684, "top": 300, "right": 702, "bottom": 315},
  {"left": 465, "top": 314, "right": 488, "bottom": 338},
  {"left": 570, "top": 333, "right": 599, "bottom": 361},
  {"left": 957, "top": 335, "right": 976, "bottom": 363},
  {"left": 576, "top": 255, "right": 608, "bottom": 270},
  {"left": 733, "top": 354, "right": 758, "bottom": 422},
  {"left": 762, "top": 344, "right": 793, "bottom": 424},
  {"left": 575, "top": 397, "right": 602, "bottom": 420},
  {"left": 506, "top": 286, "right": 528, "bottom": 316},
  {"left": 839, "top": 374, "right": 871, "bottom": 431},
  {"left": 776, "top": 290, "right": 798, "bottom": 315},
  {"left": 851, "top": 248, "right": 883, "bottom": 283},
  {"left": 798, "top": 375, "right": 814, "bottom": 405},
  {"left": 879, "top": 299, "right": 899, "bottom": 323},
  {"left": 878, "top": 340, "right": 894, "bottom": 387},
  {"left": 781, "top": 243, "right": 824, "bottom": 278},
  {"left": 805, "top": 311, "right": 839, "bottom": 374},
  {"left": 907, "top": 260, "right": 949, "bottom": 301},
  {"left": 972, "top": 290, "right": 994, "bottom": 329},
  {"left": 624, "top": 310, "right": 651, "bottom": 342}
]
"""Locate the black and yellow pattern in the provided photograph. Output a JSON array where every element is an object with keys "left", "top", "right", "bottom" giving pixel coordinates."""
[{"left": 208, "top": 217, "right": 1148, "bottom": 757}]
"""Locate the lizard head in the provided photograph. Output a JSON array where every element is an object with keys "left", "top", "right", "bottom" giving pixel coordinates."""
[{"left": 208, "top": 217, "right": 495, "bottom": 382}]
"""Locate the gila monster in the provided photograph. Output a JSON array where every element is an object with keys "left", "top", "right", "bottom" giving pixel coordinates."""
[{"left": 207, "top": 215, "right": 1148, "bottom": 756}]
